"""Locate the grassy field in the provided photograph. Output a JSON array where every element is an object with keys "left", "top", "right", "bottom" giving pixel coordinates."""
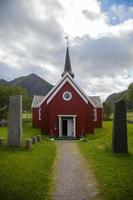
[
  {"left": 0, "top": 123, "right": 41, "bottom": 141},
  {"left": 79, "top": 121, "right": 133, "bottom": 200},
  {"left": 110, "top": 111, "right": 133, "bottom": 121},
  {"left": 127, "top": 112, "right": 133, "bottom": 121},
  {"left": 0, "top": 124, "right": 56, "bottom": 200}
]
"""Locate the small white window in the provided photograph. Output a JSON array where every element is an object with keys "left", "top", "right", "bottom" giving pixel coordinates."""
[
  {"left": 63, "top": 91, "right": 72, "bottom": 101},
  {"left": 39, "top": 108, "right": 41, "bottom": 120},
  {"left": 93, "top": 109, "right": 97, "bottom": 121}
]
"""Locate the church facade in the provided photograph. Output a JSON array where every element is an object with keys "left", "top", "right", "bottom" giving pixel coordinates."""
[{"left": 32, "top": 47, "right": 102, "bottom": 137}]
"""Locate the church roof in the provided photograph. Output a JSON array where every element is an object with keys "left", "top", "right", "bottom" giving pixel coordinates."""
[
  {"left": 88, "top": 96, "right": 103, "bottom": 108},
  {"left": 62, "top": 47, "right": 74, "bottom": 78},
  {"left": 32, "top": 73, "right": 102, "bottom": 109},
  {"left": 32, "top": 95, "right": 45, "bottom": 108}
]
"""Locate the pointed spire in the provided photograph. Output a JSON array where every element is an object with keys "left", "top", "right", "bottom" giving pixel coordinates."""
[{"left": 62, "top": 37, "right": 74, "bottom": 78}]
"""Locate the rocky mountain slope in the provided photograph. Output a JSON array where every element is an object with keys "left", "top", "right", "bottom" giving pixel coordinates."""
[
  {"left": 0, "top": 73, "right": 53, "bottom": 96},
  {"left": 105, "top": 84, "right": 133, "bottom": 111}
]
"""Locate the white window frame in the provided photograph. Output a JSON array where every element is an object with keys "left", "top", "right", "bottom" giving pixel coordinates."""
[
  {"left": 93, "top": 109, "right": 97, "bottom": 121},
  {"left": 63, "top": 91, "right": 72, "bottom": 101},
  {"left": 39, "top": 108, "right": 41, "bottom": 120},
  {"left": 58, "top": 115, "right": 77, "bottom": 137}
]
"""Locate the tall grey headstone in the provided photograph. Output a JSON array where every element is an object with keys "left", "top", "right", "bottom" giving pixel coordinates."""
[
  {"left": 8, "top": 95, "right": 22, "bottom": 147},
  {"left": 112, "top": 100, "right": 128, "bottom": 153}
]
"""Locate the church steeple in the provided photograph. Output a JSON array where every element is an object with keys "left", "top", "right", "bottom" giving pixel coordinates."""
[{"left": 62, "top": 37, "right": 74, "bottom": 78}]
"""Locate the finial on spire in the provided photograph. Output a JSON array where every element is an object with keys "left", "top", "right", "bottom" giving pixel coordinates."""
[{"left": 65, "top": 35, "right": 69, "bottom": 47}]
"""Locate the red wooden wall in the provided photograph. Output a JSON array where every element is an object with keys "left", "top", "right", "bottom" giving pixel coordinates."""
[
  {"left": 40, "top": 82, "right": 95, "bottom": 136},
  {"left": 32, "top": 108, "right": 41, "bottom": 128},
  {"left": 93, "top": 108, "right": 103, "bottom": 128}
]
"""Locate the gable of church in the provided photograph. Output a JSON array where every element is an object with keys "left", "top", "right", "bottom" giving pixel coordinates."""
[{"left": 46, "top": 75, "right": 88, "bottom": 105}]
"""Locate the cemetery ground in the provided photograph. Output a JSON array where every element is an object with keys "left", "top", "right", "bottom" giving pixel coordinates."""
[
  {"left": 127, "top": 111, "right": 133, "bottom": 121},
  {"left": 111, "top": 111, "right": 133, "bottom": 121},
  {"left": 0, "top": 121, "right": 133, "bottom": 200},
  {"left": 79, "top": 121, "right": 133, "bottom": 200},
  {"left": 0, "top": 122, "right": 56, "bottom": 200}
]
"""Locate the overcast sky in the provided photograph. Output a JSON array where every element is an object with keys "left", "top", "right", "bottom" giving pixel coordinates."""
[{"left": 0, "top": 0, "right": 133, "bottom": 100}]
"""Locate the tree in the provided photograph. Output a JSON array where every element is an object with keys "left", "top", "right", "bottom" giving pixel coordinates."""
[
  {"left": 102, "top": 102, "right": 112, "bottom": 120},
  {"left": 128, "top": 83, "right": 133, "bottom": 101},
  {"left": 0, "top": 85, "right": 31, "bottom": 120},
  {"left": 23, "top": 95, "right": 32, "bottom": 112}
]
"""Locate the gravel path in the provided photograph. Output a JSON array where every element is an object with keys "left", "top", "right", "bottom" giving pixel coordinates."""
[{"left": 53, "top": 141, "right": 98, "bottom": 200}]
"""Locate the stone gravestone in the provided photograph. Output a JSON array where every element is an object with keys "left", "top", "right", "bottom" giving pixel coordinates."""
[
  {"left": 0, "top": 119, "right": 7, "bottom": 127},
  {"left": 8, "top": 95, "right": 22, "bottom": 147},
  {"left": 37, "top": 135, "right": 41, "bottom": 142},
  {"left": 112, "top": 99, "right": 128, "bottom": 153},
  {"left": 32, "top": 136, "right": 37, "bottom": 144},
  {"left": 26, "top": 139, "right": 32, "bottom": 150}
]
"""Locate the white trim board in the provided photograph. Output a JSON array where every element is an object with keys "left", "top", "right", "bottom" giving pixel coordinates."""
[
  {"left": 58, "top": 115, "right": 77, "bottom": 117},
  {"left": 47, "top": 77, "right": 88, "bottom": 104},
  {"left": 39, "top": 73, "right": 71, "bottom": 106},
  {"left": 93, "top": 109, "right": 97, "bottom": 121},
  {"left": 67, "top": 74, "right": 96, "bottom": 107},
  {"left": 38, "top": 72, "right": 96, "bottom": 108},
  {"left": 58, "top": 115, "right": 76, "bottom": 137}
]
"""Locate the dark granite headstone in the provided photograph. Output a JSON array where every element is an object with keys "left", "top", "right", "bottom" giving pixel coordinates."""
[{"left": 112, "top": 100, "right": 128, "bottom": 153}]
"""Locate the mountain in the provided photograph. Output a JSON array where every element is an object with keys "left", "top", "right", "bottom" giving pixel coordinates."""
[
  {"left": 0, "top": 73, "right": 53, "bottom": 96},
  {"left": 105, "top": 90, "right": 127, "bottom": 106},
  {"left": 105, "top": 84, "right": 133, "bottom": 111},
  {"left": 0, "top": 79, "right": 8, "bottom": 85}
]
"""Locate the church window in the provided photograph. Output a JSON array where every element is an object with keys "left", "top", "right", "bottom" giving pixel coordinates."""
[
  {"left": 93, "top": 109, "right": 97, "bottom": 121},
  {"left": 39, "top": 108, "right": 41, "bottom": 120},
  {"left": 63, "top": 91, "right": 72, "bottom": 101}
]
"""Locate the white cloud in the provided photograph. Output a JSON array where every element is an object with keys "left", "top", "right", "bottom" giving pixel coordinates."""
[
  {"left": 0, "top": 0, "right": 132, "bottom": 100},
  {"left": 58, "top": 0, "right": 108, "bottom": 37}
]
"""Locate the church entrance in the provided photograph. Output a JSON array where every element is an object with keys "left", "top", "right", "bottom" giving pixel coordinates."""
[
  {"left": 62, "top": 118, "right": 74, "bottom": 137},
  {"left": 62, "top": 119, "right": 68, "bottom": 136},
  {"left": 58, "top": 115, "right": 77, "bottom": 137}
]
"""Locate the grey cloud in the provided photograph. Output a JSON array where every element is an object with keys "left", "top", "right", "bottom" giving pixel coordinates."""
[
  {"left": 68, "top": 32, "right": 133, "bottom": 99},
  {"left": 40, "top": 0, "right": 64, "bottom": 15},
  {"left": 82, "top": 9, "right": 100, "bottom": 20},
  {"left": 0, "top": 0, "right": 133, "bottom": 99},
  {"left": 0, "top": 0, "right": 64, "bottom": 70},
  {"left": 0, "top": 61, "right": 51, "bottom": 82},
  {"left": 0, "top": 0, "right": 63, "bottom": 45},
  {"left": 71, "top": 32, "right": 133, "bottom": 78}
]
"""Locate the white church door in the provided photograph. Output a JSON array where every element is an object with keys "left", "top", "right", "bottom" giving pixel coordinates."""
[
  {"left": 58, "top": 115, "right": 76, "bottom": 137},
  {"left": 67, "top": 119, "right": 74, "bottom": 137}
]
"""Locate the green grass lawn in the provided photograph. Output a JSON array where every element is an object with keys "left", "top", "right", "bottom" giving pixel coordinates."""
[
  {"left": 79, "top": 121, "right": 133, "bottom": 200},
  {"left": 127, "top": 112, "right": 133, "bottom": 121},
  {"left": 0, "top": 123, "right": 41, "bottom": 141},
  {"left": 0, "top": 124, "right": 56, "bottom": 200},
  {"left": 110, "top": 112, "right": 133, "bottom": 121}
]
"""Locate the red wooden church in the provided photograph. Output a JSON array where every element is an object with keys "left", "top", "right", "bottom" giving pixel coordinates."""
[{"left": 32, "top": 47, "right": 102, "bottom": 138}]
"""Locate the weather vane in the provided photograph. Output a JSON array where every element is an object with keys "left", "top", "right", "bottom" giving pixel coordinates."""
[{"left": 65, "top": 35, "right": 69, "bottom": 47}]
